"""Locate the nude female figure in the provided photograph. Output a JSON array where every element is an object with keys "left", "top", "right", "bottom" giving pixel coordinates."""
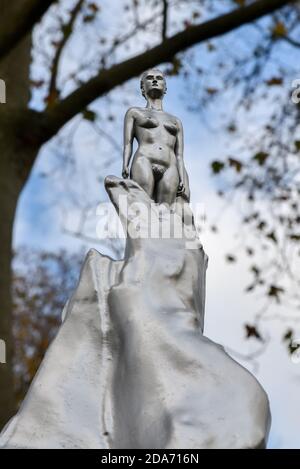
[{"left": 122, "top": 69, "right": 190, "bottom": 206}]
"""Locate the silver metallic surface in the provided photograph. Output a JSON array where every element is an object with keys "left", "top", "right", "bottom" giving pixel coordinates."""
[
  {"left": 122, "top": 69, "right": 190, "bottom": 204},
  {"left": 0, "top": 177, "right": 271, "bottom": 449}
]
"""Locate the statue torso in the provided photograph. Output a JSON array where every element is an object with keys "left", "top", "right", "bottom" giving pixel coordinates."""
[{"left": 131, "top": 107, "right": 179, "bottom": 167}]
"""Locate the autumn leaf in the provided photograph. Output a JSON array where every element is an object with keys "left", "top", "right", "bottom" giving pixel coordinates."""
[
  {"left": 207, "top": 42, "right": 216, "bottom": 52},
  {"left": 256, "top": 221, "right": 266, "bottom": 231},
  {"left": 192, "top": 11, "right": 201, "bottom": 19},
  {"left": 272, "top": 21, "right": 287, "bottom": 37},
  {"left": 165, "top": 57, "right": 182, "bottom": 76},
  {"left": 245, "top": 324, "right": 262, "bottom": 341},
  {"left": 266, "top": 77, "right": 283, "bottom": 86},
  {"left": 211, "top": 160, "right": 225, "bottom": 174},
  {"left": 206, "top": 87, "right": 218, "bottom": 95},
  {"left": 250, "top": 265, "right": 260, "bottom": 276},
  {"left": 227, "top": 122, "right": 237, "bottom": 133},
  {"left": 83, "top": 14, "right": 97, "bottom": 23},
  {"left": 226, "top": 254, "right": 236, "bottom": 263},
  {"left": 88, "top": 3, "right": 100, "bottom": 13},
  {"left": 252, "top": 151, "right": 269, "bottom": 166},
  {"left": 289, "top": 342, "right": 300, "bottom": 356},
  {"left": 267, "top": 284, "right": 285, "bottom": 302},
  {"left": 228, "top": 157, "right": 243, "bottom": 173},
  {"left": 289, "top": 234, "right": 300, "bottom": 241},
  {"left": 82, "top": 109, "right": 97, "bottom": 122},
  {"left": 266, "top": 231, "right": 277, "bottom": 243},
  {"left": 283, "top": 329, "right": 293, "bottom": 342}
]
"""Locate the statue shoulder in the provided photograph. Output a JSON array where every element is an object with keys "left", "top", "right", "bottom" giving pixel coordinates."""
[
  {"left": 124, "top": 107, "right": 141, "bottom": 119},
  {"left": 173, "top": 116, "right": 183, "bottom": 131}
]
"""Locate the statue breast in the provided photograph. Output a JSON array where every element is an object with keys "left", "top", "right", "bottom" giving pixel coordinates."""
[
  {"left": 163, "top": 121, "right": 178, "bottom": 136},
  {"left": 137, "top": 116, "right": 159, "bottom": 129}
]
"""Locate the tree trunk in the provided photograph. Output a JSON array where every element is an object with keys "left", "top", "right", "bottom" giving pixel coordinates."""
[
  {"left": 0, "top": 7, "right": 32, "bottom": 429},
  {"left": 0, "top": 176, "right": 18, "bottom": 430}
]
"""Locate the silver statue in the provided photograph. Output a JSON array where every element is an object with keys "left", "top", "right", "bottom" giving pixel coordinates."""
[
  {"left": 122, "top": 69, "right": 190, "bottom": 205},
  {"left": 0, "top": 71, "right": 271, "bottom": 450},
  {"left": 0, "top": 176, "right": 271, "bottom": 449}
]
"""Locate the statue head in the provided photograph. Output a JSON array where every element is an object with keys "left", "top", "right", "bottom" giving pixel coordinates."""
[{"left": 140, "top": 69, "right": 167, "bottom": 100}]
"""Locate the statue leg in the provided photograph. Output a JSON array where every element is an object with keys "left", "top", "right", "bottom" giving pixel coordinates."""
[
  {"left": 156, "top": 165, "right": 179, "bottom": 206},
  {"left": 182, "top": 165, "right": 190, "bottom": 202},
  {"left": 130, "top": 157, "right": 155, "bottom": 199}
]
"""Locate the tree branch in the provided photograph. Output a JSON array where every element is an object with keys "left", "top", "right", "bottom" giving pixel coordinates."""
[
  {"left": 282, "top": 34, "right": 300, "bottom": 48},
  {"left": 0, "top": 0, "right": 57, "bottom": 60},
  {"left": 47, "top": 0, "right": 85, "bottom": 105},
  {"left": 162, "top": 0, "right": 169, "bottom": 41},
  {"left": 39, "top": 0, "right": 295, "bottom": 141}
]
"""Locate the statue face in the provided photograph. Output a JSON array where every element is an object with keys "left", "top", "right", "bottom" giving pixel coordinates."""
[{"left": 141, "top": 70, "right": 166, "bottom": 99}]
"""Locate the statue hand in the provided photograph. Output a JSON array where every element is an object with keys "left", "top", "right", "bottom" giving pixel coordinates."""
[
  {"left": 122, "top": 166, "right": 129, "bottom": 179},
  {"left": 177, "top": 181, "right": 185, "bottom": 195}
]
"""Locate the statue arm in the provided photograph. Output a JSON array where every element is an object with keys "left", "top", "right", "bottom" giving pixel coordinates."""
[
  {"left": 175, "top": 118, "right": 185, "bottom": 188},
  {"left": 122, "top": 108, "right": 135, "bottom": 178}
]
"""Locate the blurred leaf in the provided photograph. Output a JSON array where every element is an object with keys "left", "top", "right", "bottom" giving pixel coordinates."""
[
  {"left": 272, "top": 21, "right": 287, "bottom": 37},
  {"left": 228, "top": 157, "right": 243, "bottom": 173},
  {"left": 266, "top": 231, "right": 277, "bottom": 243},
  {"left": 83, "top": 14, "right": 97, "bottom": 22},
  {"left": 245, "top": 324, "right": 262, "bottom": 341},
  {"left": 252, "top": 152, "right": 269, "bottom": 166},
  {"left": 267, "top": 284, "right": 285, "bottom": 302},
  {"left": 289, "top": 342, "right": 300, "bottom": 356},
  {"left": 88, "top": 3, "right": 100, "bottom": 13},
  {"left": 82, "top": 109, "right": 97, "bottom": 121},
  {"left": 207, "top": 42, "right": 216, "bottom": 51},
  {"left": 295, "top": 140, "right": 300, "bottom": 152},
  {"left": 289, "top": 234, "right": 300, "bottom": 241},
  {"left": 206, "top": 87, "right": 218, "bottom": 95},
  {"left": 227, "top": 122, "right": 237, "bottom": 133},
  {"left": 226, "top": 254, "right": 236, "bottom": 263},
  {"left": 250, "top": 265, "right": 260, "bottom": 276},
  {"left": 283, "top": 329, "right": 293, "bottom": 342},
  {"left": 211, "top": 160, "right": 225, "bottom": 174},
  {"left": 266, "top": 77, "right": 283, "bottom": 86},
  {"left": 192, "top": 11, "right": 201, "bottom": 19},
  {"left": 256, "top": 221, "right": 266, "bottom": 231},
  {"left": 165, "top": 57, "right": 182, "bottom": 76}
]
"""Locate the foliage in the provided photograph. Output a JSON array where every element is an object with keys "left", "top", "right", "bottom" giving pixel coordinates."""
[{"left": 12, "top": 248, "right": 83, "bottom": 404}]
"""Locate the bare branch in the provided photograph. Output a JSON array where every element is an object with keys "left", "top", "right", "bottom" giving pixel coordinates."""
[
  {"left": 281, "top": 34, "right": 300, "bottom": 48},
  {"left": 162, "top": 0, "right": 169, "bottom": 41},
  {"left": 47, "top": 0, "right": 85, "bottom": 105},
  {"left": 35, "top": 0, "right": 295, "bottom": 142},
  {"left": 100, "top": 11, "right": 162, "bottom": 66},
  {"left": 0, "top": 0, "right": 57, "bottom": 60}
]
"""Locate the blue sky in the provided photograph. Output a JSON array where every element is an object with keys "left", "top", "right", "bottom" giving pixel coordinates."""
[{"left": 12, "top": 0, "right": 300, "bottom": 448}]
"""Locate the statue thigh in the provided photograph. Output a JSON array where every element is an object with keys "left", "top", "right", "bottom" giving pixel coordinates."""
[
  {"left": 130, "top": 156, "right": 155, "bottom": 198},
  {"left": 156, "top": 165, "right": 179, "bottom": 205}
]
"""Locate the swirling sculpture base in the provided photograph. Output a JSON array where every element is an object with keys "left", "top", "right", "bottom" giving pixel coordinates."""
[{"left": 0, "top": 176, "right": 271, "bottom": 449}]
